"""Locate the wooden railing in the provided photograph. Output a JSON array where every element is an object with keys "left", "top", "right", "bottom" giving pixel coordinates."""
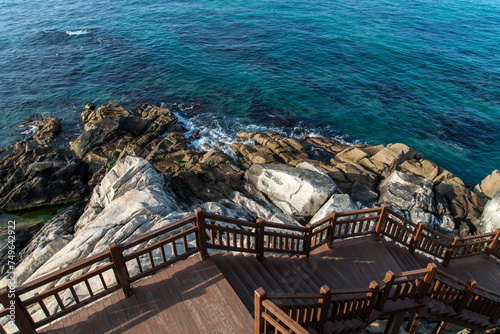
[
  {"left": 255, "top": 263, "right": 500, "bottom": 333},
  {"left": 1, "top": 205, "right": 499, "bottom": 333}
]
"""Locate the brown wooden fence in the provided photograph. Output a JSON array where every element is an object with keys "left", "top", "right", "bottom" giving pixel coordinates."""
[
  {"left": 0, "top": 205, "right": 499, "bottom": 333},
  {"left": 254, "top": 262, "right": 500, "bottom": 333}
]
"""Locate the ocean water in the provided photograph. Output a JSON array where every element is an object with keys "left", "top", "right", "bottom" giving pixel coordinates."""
[{"left": 0, "top": 0, "right": 499, "bottom": 186}]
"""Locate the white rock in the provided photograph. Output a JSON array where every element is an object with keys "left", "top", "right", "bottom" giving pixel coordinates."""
[
  {"left": 244, "top": 164, "right": 337, "bottom": 217},
  {"left": 480, "top": 189, "right": 500, "bottom": 232}
]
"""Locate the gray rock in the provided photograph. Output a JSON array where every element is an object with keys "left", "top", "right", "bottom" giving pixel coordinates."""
[
  {"left": 229, "top": 191, "right": 302, "bottom": 227},
  {"left": 310, "top": 194, "right": 360, "bottom": 223},
  {"left": 350, "top": 182, "right": 379, "bottom": 206},
  {"left": 244, "top": 164, "right": 337, "bottom": 217},
  {"left": 379, "top": 171, "right": 436, "bottom": 213}
]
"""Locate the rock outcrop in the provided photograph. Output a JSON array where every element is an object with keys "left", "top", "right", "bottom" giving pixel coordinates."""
[
  {"left": 0, "top": 149, "right": 88, "bottom": 212},
  {"left": 24, "top": 156, "right": 184, "bottom": 284},
  {"left": 244, "top": 163, "right": 337, "bottom": 217},
  {"left": 474, "top": 170, "right": 500, "bottom": 200}
]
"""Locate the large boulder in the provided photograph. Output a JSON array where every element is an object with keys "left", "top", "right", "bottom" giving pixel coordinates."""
[
  {"left": 480, "top": 189, "right": 500, "bottom": 232},
  {"left": 378, "top": 171, "right": 436, "bottom": 213},
  {"left": 244, "top": 163, "right": 337, "bottom": 217}
]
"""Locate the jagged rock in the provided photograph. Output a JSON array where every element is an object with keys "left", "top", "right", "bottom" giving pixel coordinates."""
[
  {"left": 70, "top": 115, "right": 148, "bottom": 158},
  {"left": 81, "top": 102, "right": 133, "bottom": 131},
  {"left": 350, "top": 182, "right": 379, "bottom": 207},
  {"left": 435, "top": 178, "right": 484, "bottom": 221},
  {"left": 0, "top": 202, "right": 85, "bottom": 286},
  {"left": 474, "top": 170, "right": 500, "bottom": 200},
  {"left": 33, "top": 117, "right": 61, "bottom": 143},
  {"left": 336, "top": 147, "right": 371, "bottom": 164},
  {"left": 301, "top": 136, "right": 348, "bottom": 153},
  {"left": 229, "top": 191, "right": 301, "bottom": 227},
  {"left": 399, "top": 159, "right": 441, "bottom": 180},
  {"left": 24, "top": 156, "right": 184, "bottom": 286},
  {"left": 310, "top": 194, "right": 360, "bottom": 223},
  {"left": 409, "top": 208, "right": 444, "bottom": 230},
  {"left": 137, "top": 105, "right": 178, "bottom": 137},
  {"left": 334, "top": 161, "right": 378, "bottom": 189},
  {"left": 0, "top": 149, "right": 88, "bottom": 211},
  {"left": 379, "top": 171, "right": 436, "bottom": 213},
  {"left": 480, "top": 189, "right": 500, "bottom": 232},
  {"left": 244, "top": 163, "right": 337, "bottom": 217},
  {"left": 359, "top": 143, "right": 415, "bottom": 174}
]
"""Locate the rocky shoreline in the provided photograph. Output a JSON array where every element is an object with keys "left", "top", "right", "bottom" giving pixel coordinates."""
[{"left": 1, "top": 102, "right": 499, "bottom": 288}]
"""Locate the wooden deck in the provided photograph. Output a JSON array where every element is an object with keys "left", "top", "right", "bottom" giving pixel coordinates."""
[
  {"left": 6, "top": 206, "right": 499, "bottom": 334},
  {"left": 39, "top": 256, "right": 254, "bottom": 334},
  {"left": 40, "top": 235, "right": 500, "bottom": 333}
]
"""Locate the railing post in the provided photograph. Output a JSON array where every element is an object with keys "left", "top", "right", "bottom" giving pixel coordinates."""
[
  {"left": 454, "top": 281, "right": 476, "bottom": 314},
  {"left": 417, "top": 263, "right": 437, "bottom": 302},
  {"left": 318, "top": 285, "right": 332, "bottom": 332},
  {"left": 0, "top": 287, "right": 36, "bottom": 334},
  {"left": 376, "top": 270, "right": 395, "bottom": 311},
  {"left": 327, "top": 211, "right": 338, "bottom": 248},
  {"left": 303, "top": 224, "right": 312, "bottom": 258},
  {"left": 442, "top": 237, "right": 459, "bottom": 267},
  {"left": 254, "top": 287, "right": 267, "bottom": 334},
  {"left": 109, "top": 242, "right": 132, "bottom": 297},
  {"left": 256, "top": 218, "right": 265, "bottom": 262},
  {"left": 194, "top": 207, "right": 209, "bottom": 260},
  {"left": 364, "top": 281, "right": 379, "bottom": 321},
  {"left": 484, "top": 229, "right": 500, "bottom": 259},
  {"left": 409, "top": 222, "right": 424, "bottom": 254},
  {"left": 372, "top": 204, "right": 388, "bottom": 241}
]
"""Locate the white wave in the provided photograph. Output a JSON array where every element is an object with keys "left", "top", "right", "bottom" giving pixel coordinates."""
[
  {"left": 66, "top": 29, "right": 90, "bottom": 36},
  {"left": 20, "top": 125, "right": 37, "bottom": 136}
]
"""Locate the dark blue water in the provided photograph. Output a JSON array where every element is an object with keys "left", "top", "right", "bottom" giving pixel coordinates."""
[{"left": 1, "top": 0, "right": 499, "bottom": 186}]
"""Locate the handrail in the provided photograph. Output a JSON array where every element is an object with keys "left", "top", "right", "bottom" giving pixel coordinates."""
[{"left": 2, "top": 205, "right": 500, "bottom": 334}]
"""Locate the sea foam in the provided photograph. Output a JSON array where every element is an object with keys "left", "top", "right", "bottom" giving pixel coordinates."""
[{"left": 66, "top": 29, "right": 89, "bottom": 36}]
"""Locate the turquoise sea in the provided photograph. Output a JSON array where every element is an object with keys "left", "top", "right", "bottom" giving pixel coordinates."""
[{"left": 0, "top": 0, "right": 499, "bottom": 186}]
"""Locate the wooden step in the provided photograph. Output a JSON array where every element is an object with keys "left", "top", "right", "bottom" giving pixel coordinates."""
[{"left": 211, "top": 253, "right": 255, "bottom": 313}]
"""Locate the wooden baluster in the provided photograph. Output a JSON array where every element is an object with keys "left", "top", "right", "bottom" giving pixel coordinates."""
[
  {"left": 256, "top": 218, "right": 265, "bottom": 261},
  {"left": 109, "top": 242, "right": 132, "bottom": 297},
  {"left": 453, "top": 281, "right": 476, "bottom": 314},
  {"left": 0, "top": 287, "right": 36, "bottom": 334},
  {"left": 194, "top": 208, "right": 209, "bottom": 260},
  {"left": 484, "top": 229, "right": 500, "bottom": 259},
  {"left": 327, "top": 211, "right": 338, "bottom": 248},
  {"left": 303, "top": 224, "right": 312, "bottom": 258},
  {"left": 417, "top": 263, "right": 437, "bottom": 302},
  {"left": 373, "top": 204, "right": 388, "bottom": 241},
  {"left": 442, "top": 237, "right": 459, "bottom": 267},
  {"left": 409, "top": 222, "right": 424, "bottom": 254},
  {"left": 317, "top": 285, "right": 332, "bottom": 332},
  {"left": 254, "top": 287, "right": 267, "bottom": 334}
]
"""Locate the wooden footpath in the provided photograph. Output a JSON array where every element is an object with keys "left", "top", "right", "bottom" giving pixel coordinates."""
[{"left": 39, "top": 256, "right": 254, "bottom": 334}]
